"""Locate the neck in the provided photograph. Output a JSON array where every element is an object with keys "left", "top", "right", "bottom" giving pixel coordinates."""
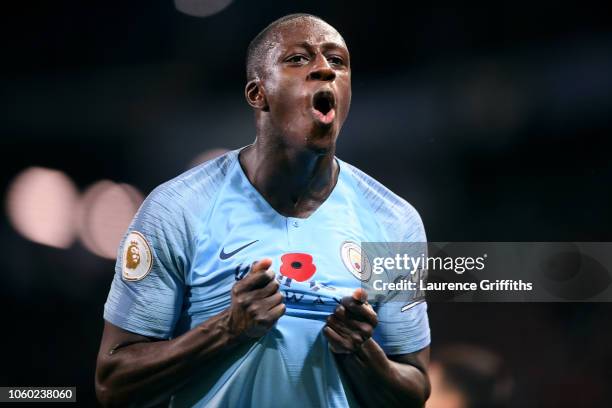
[{"left": 239, "top": 137, "right": 339, "bottom": 218}]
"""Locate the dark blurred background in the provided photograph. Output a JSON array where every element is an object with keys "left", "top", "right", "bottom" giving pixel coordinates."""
[{"left": 1, "top": 1, "right": 611, "bottom": 406}]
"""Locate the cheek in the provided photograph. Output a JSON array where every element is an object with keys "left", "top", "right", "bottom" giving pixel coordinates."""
[
  {"left": 339, "top": 85, "right": 352, "bottom": 120},
  {"left": 269, "top": 80, "right": 307, "bottom": 116},
  {"left": 337, "top": 73, "right": 351, "bottom": 101}
]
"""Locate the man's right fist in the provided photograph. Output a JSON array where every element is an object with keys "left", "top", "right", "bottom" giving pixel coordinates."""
[{"left": 226, "top": 258, "right": 286, "bottom": 339}]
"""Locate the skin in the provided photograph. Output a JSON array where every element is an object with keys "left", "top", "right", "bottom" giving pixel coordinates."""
[
  {"left": 241, "top": 16, "right": 351, "bottom": 216},
  {"left": 95, "top": 16, "right": 429, "bottom": 407}
]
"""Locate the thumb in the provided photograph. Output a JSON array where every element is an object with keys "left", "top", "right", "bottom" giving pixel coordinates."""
[
  {"left": 352, "top": 288, "right": 368, "bottom": 304},
  {"left": 251, "top": 258, "right": 273, "bottom": 273}
]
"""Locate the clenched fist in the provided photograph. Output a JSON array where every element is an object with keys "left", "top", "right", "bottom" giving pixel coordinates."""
[
  {"left": 226, "top": 258, "right": 286, "bottom": 339},
  {"left": 324, "top": 288, "right": 378, "bottom": 354}
]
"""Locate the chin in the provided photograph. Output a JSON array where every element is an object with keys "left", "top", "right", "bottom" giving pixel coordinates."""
[{"left": 304, "top": 123, "right": 339, "bottom": 153}]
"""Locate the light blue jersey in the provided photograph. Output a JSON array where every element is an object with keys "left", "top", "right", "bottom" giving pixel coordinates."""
[{"left": 104, "top": 148, "right": 430, "bottom": 407}]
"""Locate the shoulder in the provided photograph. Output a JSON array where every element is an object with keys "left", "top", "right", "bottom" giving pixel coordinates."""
[
  {"left": 126, "top": 150, "right": 238, "bottom": 266},
  {"left": 150, "top": 150, "right": 237, "bottom": 208},
  {"left": 339, "top": 158, "right": 426, "bottom": 242},
  {"left": 139, "top": 149, "right": 238, "bottom": 220},
  {"left": 130, "top": 150, "right": 238, "bottom": 251}
]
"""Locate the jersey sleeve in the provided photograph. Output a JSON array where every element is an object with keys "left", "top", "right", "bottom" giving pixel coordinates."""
[
  {"left": 103, "top": 182, "right": 193, "bottom": 339},
  {"left": 374, "top": 301, "right": 431, "bottom": 355},
  {"left": 373, "top": 203, "right": 431, "bottom": 355}
]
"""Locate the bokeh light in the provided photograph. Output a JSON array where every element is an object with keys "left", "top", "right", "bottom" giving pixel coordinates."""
[
  {"left": 174, "top": 0, "right": 233, "bottom": 17},
  {"left": 5, "top": 167, "right": 79, "bottom": 249},
  {"left": 188, "top": 147, "right": 229, "bottom": 168},
  {"left": 77, "top": 181, "right": 144, "bottom": 259}
]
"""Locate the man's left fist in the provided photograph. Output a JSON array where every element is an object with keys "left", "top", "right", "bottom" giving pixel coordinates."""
[{"left": 324, "top": 288, "right": 378, "bottom": 354}]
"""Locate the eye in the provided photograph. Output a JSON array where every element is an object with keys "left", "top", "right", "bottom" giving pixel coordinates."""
[
  {"left": 327, "top": 55, "right": 344, "bottom": 66},
  {"left": 285, "top": 54, "right": 309, "bottom": 64}
]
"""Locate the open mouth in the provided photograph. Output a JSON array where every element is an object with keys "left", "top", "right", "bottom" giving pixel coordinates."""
[{"left": 311, "top": 90, "right": 336, "bottom": 125}]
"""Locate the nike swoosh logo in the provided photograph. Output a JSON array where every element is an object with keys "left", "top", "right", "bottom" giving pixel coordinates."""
[{"left": 219, "top": 240, "right": 258, "bottom": 260}]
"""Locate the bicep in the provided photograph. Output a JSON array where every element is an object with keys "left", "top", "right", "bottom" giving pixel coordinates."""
[
  {"left": 96, "top": 321, "right": 163, "bottom": 378},
  {"left": 99, "top": 321, "right": 160, "bottom": 356},
  {"left": 388, "top": 346, "right": 431, "bottom": 402},
  {"left": 389, "top": 345, "right": 430, "bottom": 374}
]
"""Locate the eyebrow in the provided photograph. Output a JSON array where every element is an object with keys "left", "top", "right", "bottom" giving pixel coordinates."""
[{"left": 288, "top": 41, "right": 348, "bottom": 53}]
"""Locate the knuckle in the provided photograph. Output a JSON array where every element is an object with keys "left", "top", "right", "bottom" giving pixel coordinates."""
[
  {"left": 236, "top": 297, "right": 247, "bottom": 308},
  {"left": 246, "top": 303, "right": 258, "bottom": 316}
]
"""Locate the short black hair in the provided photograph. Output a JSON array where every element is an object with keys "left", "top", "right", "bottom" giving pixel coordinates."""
[{"left": 246, "top": 13, "right": 326, "bottom": 81}]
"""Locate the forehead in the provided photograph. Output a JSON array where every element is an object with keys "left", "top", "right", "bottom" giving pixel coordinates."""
[{"left": 271, "top": 17, "right": 347, "bottom": 50}]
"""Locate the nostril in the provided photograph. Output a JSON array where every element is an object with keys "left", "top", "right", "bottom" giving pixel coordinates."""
[{"left": 309, "top": 68, "right": 335, "bottom": 82}]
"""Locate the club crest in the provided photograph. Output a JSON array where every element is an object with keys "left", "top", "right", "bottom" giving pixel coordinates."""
[{"left": 340, "top": 241, "right": 371, "bottom": 282}]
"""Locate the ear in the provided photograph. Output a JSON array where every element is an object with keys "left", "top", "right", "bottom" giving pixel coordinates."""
[{"left": 245, "top": 80, "right": 269, "bottom": 111}]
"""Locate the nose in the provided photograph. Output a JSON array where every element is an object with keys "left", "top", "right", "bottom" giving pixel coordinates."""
[{"left": 307, "top": 55, "right": 336, "bottom": 82}]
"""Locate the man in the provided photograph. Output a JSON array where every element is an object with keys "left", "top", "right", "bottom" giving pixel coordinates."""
[{"left": 95, "top": 13, "right": 431, "bottom": 407}]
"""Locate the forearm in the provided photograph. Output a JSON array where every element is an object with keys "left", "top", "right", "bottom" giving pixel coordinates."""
[
  {"left": 96, "top": 310, "right": 241, "bottom": 407},
  {"left": 335, "top": 339, "right": 430, "bottom": 407}
]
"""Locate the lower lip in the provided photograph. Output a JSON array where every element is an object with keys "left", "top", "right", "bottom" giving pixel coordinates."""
[{"left": 312, "top": 108, "right": 335, "bottom": 125}]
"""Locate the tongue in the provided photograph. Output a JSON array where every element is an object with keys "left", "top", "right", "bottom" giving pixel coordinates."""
[{"left": 313, "top": 108, "right": 335, "bottom": 124}]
